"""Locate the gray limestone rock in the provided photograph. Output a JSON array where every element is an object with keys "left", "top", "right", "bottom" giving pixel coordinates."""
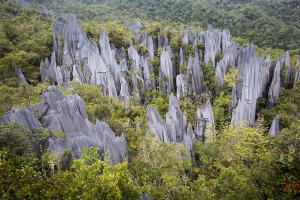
[
  {"left": 159, "top": 49, "right": 174, "bottom": 94},
  {"left": 158, "top": 32, "right": 169, "bottom": 48},
  {"left": 119, "top": 72, "right": 130, "bottom": 105},
  {"left": 182, "top": 123, "right": 195, "bottom": 153},
  {"left": 41, "top": 52, "right": 63, "bottom": 85},
  {"left": 269, "top": 115, "right": 280, "bottom": 137},
  {"left": 294, "top": 58, "right": 300, "bottom": 84},
  {"left": 129, "top": 20, "right": 144, "bottom": 32},
  {"left": 190, "top": 54, "right": 205, "bottom": 95},
  {"left": 176, "top": 74, "right": 188, "bottom": 100},
  {"left": 195, "top": 100, "right": 214, "bottom": 142},
  {"left": 147, "top": 94, "right": 195, "bottom": 152},
  {"left": 204, "top": 28, "right": 222, "bottom": 66},
  {"left": 147, "top": 36, "right": 155, "bottom": 59},
  {"left": 283, "top": 51, "right": 292, "bottom": 88},
  {"left": 99, "top": 30, "right": 122, "bottom": 93},
  {"left": 49, "top": 14, "right": 118, "bottom": 98},
  {"left": 166, "top": 93, "right": 186, "bottom": 142},
  {"left": 267, "top": 56, "right": 283, "bottom": 109},
  {"left": 141, "top": 193, "right": 152, "bottom": 200},
  {"left": 230, "top": 45, "right": 269, "bottom": 125},
  {"left": 128, "top": 43, "right": 141, "bottom": 72},
  {"left": 0, "top": 86, "right": 128, "bottom": 165},
  {"left": 147, "top": 105, "right": 169, "bottom": 141},
  {"left": 16, "top": 68, "right": 26, "bottom": 84},
  {"left": 0, "top": 108, "right": 41, "bottom": 131},
  {"left": 215, "top": 30, "right": 238, "bottom": 84},
  {"left": 142, "top": 56, "right": 156, "bottom": 89}
]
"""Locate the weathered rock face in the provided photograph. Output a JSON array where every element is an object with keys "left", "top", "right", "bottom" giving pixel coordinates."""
[
  {"left": 294, "top": 58, "right": 300, "bottom": 84},
  {"left": 283, "top": 51, "right": 292, "bottom": 88},
  {"left": 204, "top": 28, "right": 222, "bottom": 66},
  {"left": 16, "top": 68, "right": 26, "bottom": 84},
  {"left": 216, "top": 30, "right": 238, "bottom": 84},
  {"left": 159, "top": 49, "right": 174, "bottom": 94},
  {"left": 267, "top": 56, "right": 283, "bottom": 109},
  {"left": 269, "top": 115, "right": 280, "bottom": 137},
  {"left": 0, "top": 86, "right": 128, "bottom": 165},
  {"left": 195, "top": 100, "right": 214, "bottom": 142},
  {"left": 147, "top": 105, "right": 169, "bottom": 142},
  {"left": 0, "top": 108, "right": 41, "bottom": 131},
  {"left": 41, "top": 14, "right": 118, "bottom": 98},
  {"left": 230, "top": 45, "right": 269, "bottom": 125},
  {"left": 189, "top": 53, "right": 205, "bottom": 95},
  {"left": 147, "top": 93, "right": 199, "bottom": 153},
  {"left": 35, "top": 16, "right": 295, "bottom": 141},
  {"left": 166, "top": 94, "right": 186, "bottom": 142}
]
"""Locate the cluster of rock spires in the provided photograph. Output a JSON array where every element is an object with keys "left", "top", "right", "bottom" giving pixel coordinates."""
[
  {"left": 0, "top": 86, "right": 128, "bottom": 165},
  {"left": 11, "top": 14, "right": 300, "bottom": 163},
  {"left": 147, "top": 94, "right": 214, "bottom": 154}
]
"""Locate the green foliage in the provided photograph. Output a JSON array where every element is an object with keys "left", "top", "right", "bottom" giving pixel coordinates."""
[
  {"left": 0, "top": 122, "right": 32, "bottom": 156},
  {"left": 103, "top": 22, "right": 137, "bottom": 49},
  {"left": 150, "top": 95, "right": 169, "bottom": 120},
  {"left": 213, "top": 92, "right": 232, "bottom": 130},
  {"left": 197, "top": 41, "right": 205, "bottom": 53},
  {"left": 201, "top": 61, "right": 219, "bottom": 94},
  {"left": 178, "top": 97, "right": 200, "bottom": 125},
  {"left": 0, "top": 2, "right": 52, "bottom": 86},
  {"left": 223, "top": 67, "right": 241, "bottom": 89},
  {"left": 215, "top": 51, "right": 223, "bottom": 63},
  {"left": 191, "top": 123, "right": 283, "bottom": 199},
  {"left": 31, "top": 0, "right": 300, "bottom": 51},
  {"left": 260, "top": 81, "right": 300, "bottom": 129},
  {"left": 182, "top": 43, "right": 194, "bottom": 58},
  {"left": 179, "top": 61, "right": 188, "bottom": 74},
  {"left": 51, "top": 130, "right": 68, "bottom": 140},
  {"left": 0, "top": 148, "right": 38, "bottom": 199},
  {"left": 129, "top": 135, "right": 192, "bottom": 199},
  {"left": 82, "top": 146, "right": 100, "bottom": 165},
  {"left": 0, "top": 83, "right": 45, "bottom": 117}
]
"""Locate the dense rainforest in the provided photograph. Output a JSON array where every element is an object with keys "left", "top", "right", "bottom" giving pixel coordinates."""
[{"left": 0, "top": 0, "right": 300, "bottom": 199}]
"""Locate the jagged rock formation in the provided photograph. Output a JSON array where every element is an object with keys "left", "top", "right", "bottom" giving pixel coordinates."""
[
  {"left": 267, "top": 56, "right": 284, "bottom": 109},
  {"left": 204, "top": 28, "right": 222, "bottom": 66},
  {"left": 16, "top": 68, "right": 26, "bottom": 84},
  {"left": 195, "top": 100, "right": 214, "bottom": 142},
  {"left": 159, "top": 49, "right": 174, "bottom": 94},
  {"left": 147, "top": 93, "right": 212, "bottom": 152},
  {"left": 269, "top": 115, "right": 280, "bottom": 137},
  {"left": 35, "top": 16, "right": 297, "bottom": 142},
  {"left": 41, "top": 14, "right": 118, "bottom": 98},
  {"left": 283, "top": 51, "right": 292, "bottom": 88},
  {"left": 216, "top": 30, "right": 238, "bottom": 84},
  {"left": 0, "top": 86, "right": 128, "bottom": 165},
  {"left": 230, "top": 45, "right": 270, "bottom": 125},
  {"left": 294, "top": 58, "right": 300, "bottom": 84}
]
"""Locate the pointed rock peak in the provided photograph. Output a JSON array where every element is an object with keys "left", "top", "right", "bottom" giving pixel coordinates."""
[
  {"left": 269, "top": 115, "right": 280, "bottom": 137},
  {"left": 285, "top": 51, "right": 291, "bottom": 67},
  {"left": 169, "top": 93, "right": 180, "bottom": 110},
  {"left": 266, "top": 54, "right": 271, "bottom": 63},
  {"left": 196, "top": 100, "right": 214, "bottom": 126},
  {"left": 207, "top": 25, "right": 214, "bottom": 32}
]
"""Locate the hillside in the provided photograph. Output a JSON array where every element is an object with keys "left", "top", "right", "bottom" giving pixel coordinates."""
[
  {"left": 30, "top": 0, "right": 300, "bottom": 51},
  {"left": 0, "top": 1, "right": 300, "bottom": 199}
]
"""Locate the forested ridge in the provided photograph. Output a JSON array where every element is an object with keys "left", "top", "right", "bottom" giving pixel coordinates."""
[
  {"left": 30, "top": 0, "right": 300, "bottom": 51},
  {"left": 0, "top": 0, "right": 300, "bottom": 199}
]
